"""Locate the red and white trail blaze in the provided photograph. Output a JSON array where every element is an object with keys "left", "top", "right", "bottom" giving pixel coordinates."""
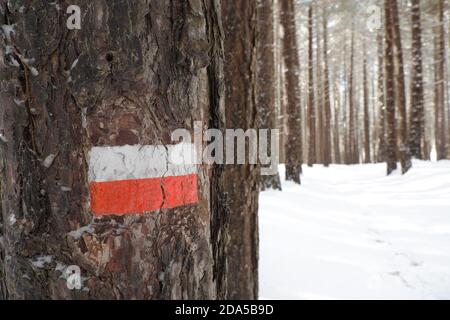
[{"left": 88, "top": 143, "right": 198, "bottom": 216}]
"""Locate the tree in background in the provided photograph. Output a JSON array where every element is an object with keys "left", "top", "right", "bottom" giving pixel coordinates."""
[
  {"left": 322, "top": 5, "right": 332, "bottom": 167},
  {"left": 347, "top": 31, "right": 358, "bottom": 164},
  {"left": 391, "top": 0, "right": 412, "bottom": 174},
  {"left": 223, "top": 0, "right": 260, "bottom": 299},
  {"left": 409, "top": 0, "right": 425, "bottom": 160},
  {"left": 384, "top": 0, "right": 398, "bottom": 175},
  {"left": 363, "top": 42, "right": 371, "bottom": 164},
  {"left": 307, "top": 5, "right": 316, "bottom": 167},
  {"left": 433, "top": 0, "right": 448, "bottom": 160},
  {"left": 257, "top": 0, "right": 282, "bottom": 191},
  {"left": 280, "top": 0, "right": 303, "bottom": 183},
  {"left": 377, "top": 31, "right": 387, "bottom": 162}
]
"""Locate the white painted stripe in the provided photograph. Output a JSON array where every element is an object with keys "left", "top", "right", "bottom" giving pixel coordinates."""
[{"left": 88, "top": 143, "right": 196, "bottom": 182}]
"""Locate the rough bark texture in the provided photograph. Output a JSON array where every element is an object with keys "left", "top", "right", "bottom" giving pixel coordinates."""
[
  {"left": 257, "top": 0, "right": 281, "bottom": 191},
  {"left": 307, "top": 5, "right": 316, "bottom": 168},
  {"left": 316, "top": 11, "right": 324, "bottom": 165},
  {"left": 273, "top": 0, "right": 285, "bottom": 164},
  {"left": 280, "top": 0, "right": 302, "bottom": 183},
  {"left": 433, "top": 0, "right": 447, "bottom": 161},
  {"left": 322, "top": 8, "right": 331, "bottom": 167},
  {"left": 333, "top": 71, "right": 341, "bottom": 164},
  {"left": 408, "top": 0, "right": 425, "bottom": 160},
  {"left": 363, "top": 44, "right": 371, "bottom": 164},
  {"left": 0, "top": 0, "right": 227, "bottom": 299},
  {"left": 206, "top": 0, "right": 229, "bottom": 300},
  {"left": 391, "top": 0, "right": 411, "bottom": 174},
  {"left": 222, "top": 0, "right": 259, "bottom": 299},
  {"left": 384, "top": 0, "right": 398, "bottom": 175},
  {"left": 347, "top": 32, "right": 358, "bottom": 164},
  {"left": 377, "top": 31, "right": 387, "bottom": 162}
]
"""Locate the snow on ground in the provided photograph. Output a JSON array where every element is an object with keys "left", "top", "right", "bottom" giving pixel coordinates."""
[{"left": 259, "top": 160, "right": 450, "bottom": 300}]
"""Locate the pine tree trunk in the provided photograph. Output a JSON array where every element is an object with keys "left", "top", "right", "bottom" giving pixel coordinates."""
[
  {"left": 316, "top": 11, "right": 324, "bottom": 165},
  {"left": 384, "top": 0, "right": 398, "bottom": 175},
  {"left": 0, "top": 0, "right": 227, "bottom": 299},
  {"left": 257, "top": 0, "right": 282, "bottom": 191},
  {"left": 348, "top": 32, "right": 357, "bottom": 164},
  {"left": 307, "top": 5, "right": 316, "bottom": 167},
  {"left": 363, "top": 44, "right": 371, "bottom": 164},
  {"left": 322, "top": 8, "right": 332, "bottom": 167},
  {"left": 342, "top": 41, "right": 350, "bottom": 164},
  {"left": 434, "top": 0, "right": 447, "bottom": 160},
  {"left": 280, "top": 0, "right": 302, "bottom": 183},
  {"left": 408, "top": 0, "right": 425, "bottom": 160},
  {"left": 391, "top": 0, "right": 412, "bottom": 174},
  {"left": 377, "top": 31, "right": 387, "bottom": 162},
  {"left": 274, "top": 0, "right": 286, "bottom": 164},
  {"left": 333, "top": 72, "right": 342, "bottom": 164},
  {"left": 223, "top": 0, "right": 260, "bottom": 299}
]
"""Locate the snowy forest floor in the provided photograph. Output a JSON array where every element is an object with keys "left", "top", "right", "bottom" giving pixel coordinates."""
[{"left": 259, "top": 160, "right": 450, "bottom": 300}]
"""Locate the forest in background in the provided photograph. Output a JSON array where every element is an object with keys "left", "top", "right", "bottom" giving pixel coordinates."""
[{"left": 272, "top": 0, "right": 450, "bottom": 188}]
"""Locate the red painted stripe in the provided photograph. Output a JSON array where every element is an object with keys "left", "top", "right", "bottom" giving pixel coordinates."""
[{"left": 90, "top": 174, "right": 198, "bottom": 216}]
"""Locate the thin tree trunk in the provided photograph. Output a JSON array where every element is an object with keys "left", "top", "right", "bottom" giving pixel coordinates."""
[
  {"left": 274, "top": 0, "right": 285, "bottom": 164},
  {"left": 333, "top": 71, "right": 342, "bottom": 164},
  {"left": 348, "top": 31, "right": 357, "bottom": 164},
  {"left": 0, "top": 0, "right": 225, "bottom": 299},
  {"left": 377, "top": 31, "right": 387, "bottom": 162},
  {"left": 316, "top": 10, "right": 324, "bottom": 165},
  {"left": 279, "top": 59, "right": 288, "bottom": 164},
  {"left": 257, "top": 0, "right": 282, "bottom": 191},
  {"left": 342, "top": 41, "right": 350, "bottom": 164},
  {"left": 391, "top": 0, "right": 412, "bottom": 174},
  {"left": 223, "top": 0, "right": 260, "bottom": 299},
  {"left": 280, "top": 0, "right": 303, "bottom": 183},
  {"left": 408, "top": 0, "right": 425, "bottom": 160},
  {"left": 322, "top": 7, "right": 332, "bottom": 167},
  {"left": 433, "top": 0, "right": 447, "bottom": 160},
  {"left": 385, "top": 0, "right": 398, "bottom": 175},
  {"left": 307, "top": 5, "right": 316, "bottom": 167},
  {"left": 363, "top": 43, "right": 371, "bottom": 163}
]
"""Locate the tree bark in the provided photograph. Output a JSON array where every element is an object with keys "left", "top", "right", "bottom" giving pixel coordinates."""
[
  {"left": 223, "top": 0, "right": 260, "bottom": 299},
  {"left": 307, "top": 5, "right": 316, "bottom": 167},
  {"left": 377, "top": 31, "right": 387, "bottom": 163},
  {"left": 322, "top": 7, "right": 332, "bottom": 167},
  {"left": 384, "top": 0, "right": 398, "bottom": 175},
  {"left": 391, "top": 0, "right": 412, "bottom": 173},
  {"left": 433, "top": 0, "right": 447, "bottom": 160},
  {"left": 0, "top": 0, "right": 226, "bottom": 299},
  {"left": 316, "top": 10, "right": 324, "bottom": 165},
  {"left": 333, "top": 70, "right": 342, "bottom": 164},
  {"left": 363, "top": 43, "right": 371, "bottom": 164},
  {"left": 347, "top": 31, "right": 358, "bottom": 164},
  {"left": 257, "top": 0, "right": 282, "bottom": 191},
  {"left": 408, "top": 0, "right": 425, "bottom": 160},
  {"left": 274, "top": 0, "right": 286, "bottom": 164},
  {"left": 280, "top": 0, "right": 302, "bottom": 183}
]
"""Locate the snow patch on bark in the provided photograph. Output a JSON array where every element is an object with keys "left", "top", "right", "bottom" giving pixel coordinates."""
[
  {"left": 49, "top": 2, "right": 62, "bottom": 11},
  {"left": 68, "top": 224, "right": 94, "bottom": 240},
  {"left": 42, "top": 154, "right": 56, "bottom": 168},
  {"left": 30, "top": 255, "right": 53, "bottom": 268},
  {"left": 14, "top": 98, "right": 25, "bottom": 106},
  {"left": 60, "top": 186, "right": 72, "bottom": 192},
  {"left": 29, "top": 66, "right": 39, "bottom": 76},
  {"left": 0, "top": 133, "right": 8, "bottom": 143},
  {"left": 9, "top": 214, "right": 16, "bottom": 225},
  {"left": 1, "top": 24, "right": 15, "bottom": 42},
  {"left": 70, "top": 58, "right": 79, "bottom": 70}
]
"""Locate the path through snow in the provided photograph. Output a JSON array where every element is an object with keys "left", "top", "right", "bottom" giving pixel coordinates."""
[{"left": 259, "top": 161, "right": 450, "bottom": 299}]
